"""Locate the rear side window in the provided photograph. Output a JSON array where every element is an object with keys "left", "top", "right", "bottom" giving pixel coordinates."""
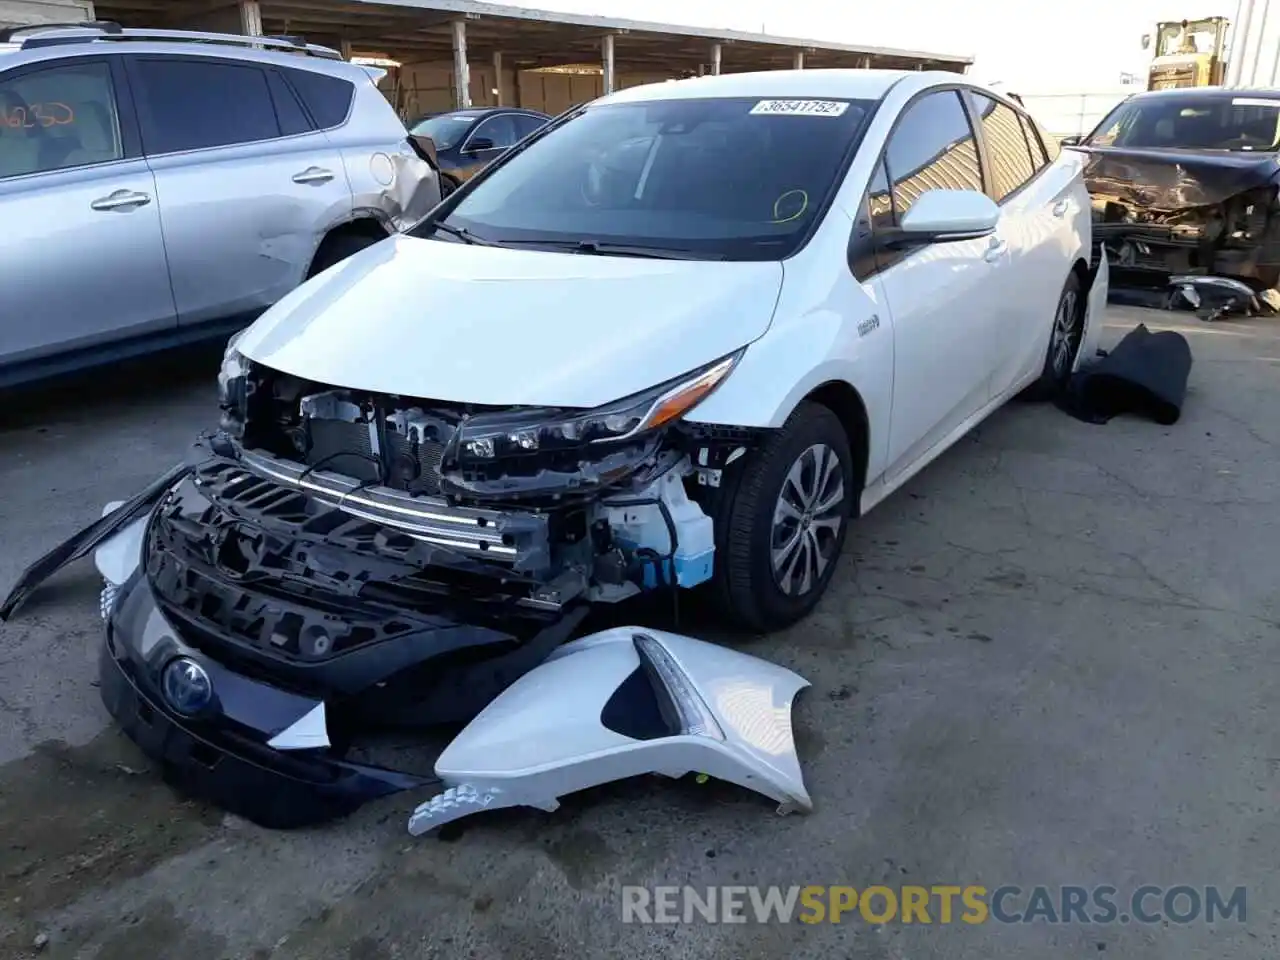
[
  {"left": 267, "top": 70, "right": 312, "bottom": 137},
  {"left": 1018, "top": 111, "right": 1049, "bottom": 169},
  {"left": 284, "top": 68, "right": 355, "bottom": 130},
  {"left": 970, "top": 93, "right": 1037, "bottom": 202},
  {"left": 512, "top": 113, "right": 547, "bottom": 139},
  {"left": 132, "top": 59, "right": 280, "bottom": 153},
  {"left": 884, "top": 89, "right": 982, "bottom": 221}
]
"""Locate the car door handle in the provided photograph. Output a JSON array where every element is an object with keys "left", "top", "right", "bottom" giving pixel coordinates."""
[
  {"left": 292, "top": 167, "right": 335, "bottom": 185},
  {"left": 1052, "top": 199, "right": 1070, "bottom": 218},
  {"left": 984, "top": 236, "right": 1008, "bottom": 263},
  {"left": 90, "top": 189, "right": 151, "bottom": 211}
]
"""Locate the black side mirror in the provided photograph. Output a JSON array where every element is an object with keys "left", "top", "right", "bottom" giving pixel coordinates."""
[{"left": 465, "top": 137, "right": 495, "bottom": 153}]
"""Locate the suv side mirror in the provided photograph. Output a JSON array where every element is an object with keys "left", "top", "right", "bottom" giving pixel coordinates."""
[
  {"left": 878, "top": 189, "right": 999, "bottom": 248},
  {"left": 1059, "top": 135, "right": 1083, "bottom": 147},
  {"left": 465, "top": 136, "right": 495, "bottom": 153}
]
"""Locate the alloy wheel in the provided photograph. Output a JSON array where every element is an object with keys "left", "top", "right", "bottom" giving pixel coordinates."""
[
  {"left": 770, "top": 443, "right": 846, "bottom": 597},
  {"left": 1050, "top": 288, "right": 1080, "bottom": 380}
]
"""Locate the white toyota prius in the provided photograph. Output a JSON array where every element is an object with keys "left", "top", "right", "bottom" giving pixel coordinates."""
[{"left": 211, "top": 68, "right": 1107, "bottom": 633}]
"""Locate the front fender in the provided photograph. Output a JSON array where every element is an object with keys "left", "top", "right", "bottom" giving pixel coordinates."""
[{"left": 684, "top": 301, "right": 893, "bottom": 481}]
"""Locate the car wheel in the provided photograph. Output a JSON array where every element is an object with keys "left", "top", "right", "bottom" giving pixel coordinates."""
[
  {"left": 1024, "top": 270, "right": 1084, "bottom": 400},
  {"left": 439, "top": 174, "right": 460, "bottom": 199},
  {"left": 306, "top": 232, "right": 381, "bottom": 279},
  {"left": 711, "top": 402, "right": 855, "bottom": 632}
]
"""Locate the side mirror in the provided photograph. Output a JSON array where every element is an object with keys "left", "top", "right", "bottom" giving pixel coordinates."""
[
  {"left": 880, "top": 189, "right": 999, "bottom": 248},
  {"left": 465, "top": 136, "right": 495, "bottom": 153},
  {"left": 1059, "top": 135, "right": 1082, "bottom": 147}
]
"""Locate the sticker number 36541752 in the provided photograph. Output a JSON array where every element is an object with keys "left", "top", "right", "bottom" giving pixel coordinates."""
[{"left": 749, "top": 99, "right": 850, "bottom": 117}]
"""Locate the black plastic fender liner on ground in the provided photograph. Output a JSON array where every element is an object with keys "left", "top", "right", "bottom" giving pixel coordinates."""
[
  {"left": 0, "top": 461, "right": 192, "bottom": 621},
  {"left": 1057, "top": 323, "right": 1194, "bottom": 425}
]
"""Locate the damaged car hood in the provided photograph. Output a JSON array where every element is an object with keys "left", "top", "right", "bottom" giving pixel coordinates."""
[
  {"left": 234, "top": 235, "right": 784, "bottom": 408},
  {"left": 1081, "top": 146, "right": 1280, "bottom": 211}
]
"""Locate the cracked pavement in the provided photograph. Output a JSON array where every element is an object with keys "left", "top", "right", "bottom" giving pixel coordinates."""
[{"left": 0, "top": 308, "right": 1277, "bottom": 959}]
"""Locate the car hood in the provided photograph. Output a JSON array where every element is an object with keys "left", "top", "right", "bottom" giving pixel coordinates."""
[
  {"left": 1080, "top": 146, "right": 1280, "bottom": 211},
  {"left": 235, "top": 235, "right": 784, "bottom": 408}
]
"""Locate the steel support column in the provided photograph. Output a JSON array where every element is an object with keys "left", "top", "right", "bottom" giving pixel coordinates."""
[
  {"left": 710, "top": 41, "right": 722, "bottom": 75},
  {"left": 602, "top": 33, "right": 615, "bottom": 94},
  {"left": 493, "top": 50, "right": 504, "bottom": 105}
]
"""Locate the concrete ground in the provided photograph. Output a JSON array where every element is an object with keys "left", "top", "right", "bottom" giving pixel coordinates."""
[{"left": 0, "top": 307, "right": 1276, "bottom": 960}]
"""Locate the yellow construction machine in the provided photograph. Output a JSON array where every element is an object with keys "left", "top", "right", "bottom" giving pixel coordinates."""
[{"left": 1147, "top": 17, "right": 1229, "bottom": 89}]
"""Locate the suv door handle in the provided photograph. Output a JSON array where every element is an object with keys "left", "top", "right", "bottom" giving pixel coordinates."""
[
  {"left": 1052, "top": 199, "right": 1070, "bottom": 218},
  {"left": 90, "top": 189, "right": 151, "bottom": 211},
  {"left": 292, "top": 167, "right": 335, "bottom": 185},
  {"left": 984, "top": 236, "right": 1008, "bottom": 263}
]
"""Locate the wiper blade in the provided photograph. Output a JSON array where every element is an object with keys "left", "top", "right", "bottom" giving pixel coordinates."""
[
  {"left": 430, "top": 221, "right": 496, "bottom": 246},
  {"left": 575, "top": 241, "right": 724, "bottom": 261},
  {"left": 499, "top": 239, "right": 723, "bottom": 260}
]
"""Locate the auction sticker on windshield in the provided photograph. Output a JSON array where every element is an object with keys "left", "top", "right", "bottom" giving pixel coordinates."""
[{"left": 749, "top": 99, "right": 850, "bottom": 117}]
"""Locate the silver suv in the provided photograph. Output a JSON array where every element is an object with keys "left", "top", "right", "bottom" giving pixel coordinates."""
[{"left": 0, "top": 21, "right": 441, "bottom": 385}]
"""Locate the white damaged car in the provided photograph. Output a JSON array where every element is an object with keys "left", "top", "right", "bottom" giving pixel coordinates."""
[{"left": 1, "top": 69, "right": 1105, "bottom": 831}]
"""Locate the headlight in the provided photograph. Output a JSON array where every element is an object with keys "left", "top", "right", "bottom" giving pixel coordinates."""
[
  {"left": 217, "top": 331, "right": 251, "bottom": 434},
  {"left": 454, "top": 350, "right": 742, "bottom": 462}
]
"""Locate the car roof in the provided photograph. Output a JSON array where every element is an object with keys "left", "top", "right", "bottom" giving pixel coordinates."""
[
  {"left": 596, "top": 69, "right": 969, "bottom": 106},
  {"left": 423, "top": 107, "right": 547, "bottom": 119},
  {"left": 1125, "top": 85, "right": 1280, "bottom": 101},
  {"left": 2, "top": 35, "right": 372, "bottom": 81}
]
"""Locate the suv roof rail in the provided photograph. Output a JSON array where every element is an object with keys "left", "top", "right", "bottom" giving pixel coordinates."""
[
  {"left": 6, "top": 24, "right": 343, "bottom": 60},
  {"left": 0, "top": 19, "right": 122, "bottom": 43}
]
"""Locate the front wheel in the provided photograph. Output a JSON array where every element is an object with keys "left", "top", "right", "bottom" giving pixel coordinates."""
[
  {"left": 711, "top": 402, "right": 856, "bottom": 632},
  {"left": 1023, "top": 270, "right": 1084, "bottom": 400}
]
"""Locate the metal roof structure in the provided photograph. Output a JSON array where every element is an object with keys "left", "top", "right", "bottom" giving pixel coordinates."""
[{"left": 94, "top": 0, "right": 974, "bottom": 73}]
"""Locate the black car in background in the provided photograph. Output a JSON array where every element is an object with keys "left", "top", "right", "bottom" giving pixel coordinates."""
[
  {"left": 409, "top": 107, "right": 551, "bottom": 192},
  {"left": 1065, "top": 87, "right": 1280, "bottom": 289}
]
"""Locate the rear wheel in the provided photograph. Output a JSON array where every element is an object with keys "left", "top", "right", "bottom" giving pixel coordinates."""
[
  {"left": 439, "top": 174, "right": 460, "bottom": 199},
  {"left": 306, "top": 231, "right": 382, "bottom": 279},
  {"left": 711, "top": 402, "right": 856, "bottom": 632}
]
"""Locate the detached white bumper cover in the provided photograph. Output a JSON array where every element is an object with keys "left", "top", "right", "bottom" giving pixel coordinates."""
[{"left": 407, "top": 627, "right": 812, "bottom": 835}]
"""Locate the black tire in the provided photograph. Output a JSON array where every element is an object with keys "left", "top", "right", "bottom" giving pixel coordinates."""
[
  {"left": 710, "top": 402, "right": 857, "bottom": 632},
  {"left": 439, "top": 174, "right": 460, "bottom": 199},
  {"left": 306, "top": 232, "right": 381, "bottom": 279},
  {"left": 1022, "top": 270, "right": 1084, "bottom": 401}
]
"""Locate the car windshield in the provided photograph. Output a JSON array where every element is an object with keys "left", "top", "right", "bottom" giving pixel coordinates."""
[
  {"left": 1087, "top": 95, "right": 1280, "bottom": 151},
  {"left": 410, "top": 113, "right": 475, "bottom": 150},
  {"left": 415, "top": 95, "right": 874, "bottom": 260}
]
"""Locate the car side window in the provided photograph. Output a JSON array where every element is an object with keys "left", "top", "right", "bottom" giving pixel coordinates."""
[
  {"left": 132, "top": 58, "right": 281, "bottom": 154},
  {"left": 283, "top": 68, "right": 354, "bottom": 130},
  {"left": 884, "top": 90, "right": 983, "bottom": 222},
  {"left": 0, "top": 60, "right": 123, "bottom": 179},
  {"left": 1018, "top": 111, "right": 1049, "bottom": 170},
  {"left": 267, "top": 70, "right": 312, "bottom": 137},
  {"left": 969, "top": 93, "right": 1037, "bottom": 202},
  {"left": 469, "top": 113, "right": 519, "bottom": 150},
  {"left": 866, "top": 156, "right": 894, "bottom": 230},
  {"left": 512, "top": 113, "right": 546, "bottom": 139}
]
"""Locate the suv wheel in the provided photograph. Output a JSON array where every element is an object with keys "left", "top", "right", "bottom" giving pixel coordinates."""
[{"left": 711, "top": 402, "right": 855, "bottom": 632}]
